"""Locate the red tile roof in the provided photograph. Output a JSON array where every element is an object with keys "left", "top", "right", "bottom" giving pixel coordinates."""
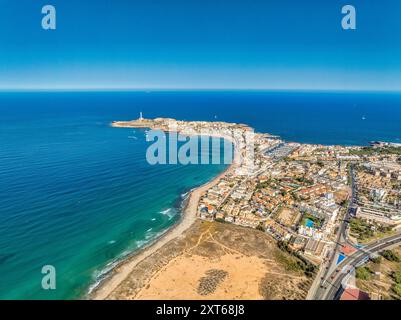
[
  {"left": 340, "top": 244, "right": 357, "bottom": 255},
  {"left": 340, "top": 288, "right": 370, "bottom": 300}
]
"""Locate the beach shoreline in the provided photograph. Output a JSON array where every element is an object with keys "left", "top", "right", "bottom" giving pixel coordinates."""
[{"left": 89, "top": 122, "right": 240, "bottom": 300}]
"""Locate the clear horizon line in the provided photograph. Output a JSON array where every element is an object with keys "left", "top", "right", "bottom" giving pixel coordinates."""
[{"left": 1, "top": 87, "right": 401, "bottom": 93}]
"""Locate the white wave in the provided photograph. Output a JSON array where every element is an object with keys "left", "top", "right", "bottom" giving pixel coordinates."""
[
  {"left": 135, "top": 240, "right": 148, "bottom": 248},
  {"left": 159, "top": 208, "right": 178, "bottom": 219},
  {"left": 87, "top": 259, "right": 121, "bottom": 294},
  {"left": 160, "top": 208, "right": 172, "bottom": 215},
  {"left": 87, "top": 227, "right": 172, "bottom": 297}
]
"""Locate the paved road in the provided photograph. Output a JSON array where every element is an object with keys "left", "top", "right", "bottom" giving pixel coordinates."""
[
  {"left": 322, "top": 233, "right": 401, "bottom": 300},
  {"left": 308, "top": 164, "right": 401, "bottom": 300},
  {"left": 309, "top": 164, "right": 357, "bottom": 300}
]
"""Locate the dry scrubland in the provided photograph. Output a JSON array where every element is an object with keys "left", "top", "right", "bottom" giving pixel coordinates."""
[
  {"left": 104, "top": 220, "right": 313, "bottom": 300},
  {"left": 356, "top": 246, "right": 401, "bottom": 300}
]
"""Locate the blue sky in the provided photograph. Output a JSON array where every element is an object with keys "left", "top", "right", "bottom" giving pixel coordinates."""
[{"left": 0, "top": 0, "right": 400, "bottom": 91}]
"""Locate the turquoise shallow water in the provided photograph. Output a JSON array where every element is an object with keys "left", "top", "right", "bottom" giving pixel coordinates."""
[
  {"left": 0, "top": 92, "right": 228, "bottom": 299},
  {"left": 0, "top": 90, "right": 401, "bottom": 299}
]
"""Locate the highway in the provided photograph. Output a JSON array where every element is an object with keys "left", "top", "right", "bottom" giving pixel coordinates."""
[
  {"left": 307, "top": 163, "right": 401, "bottom": 300},
  {"left": 308, "top": 164, "right": 356, "bottom": 300},
  {"left": 322, "top": 232, "right": 401, "bottom": 300}
]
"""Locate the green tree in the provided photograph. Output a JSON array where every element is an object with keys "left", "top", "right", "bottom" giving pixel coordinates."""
[
  {"left": 392, "top": 271, "right": 401, "bottom": 284},
  {"left": 356, "top": 266, "right": 372, "bottom": 280},
  {"left": 392, "top": 283, "right": 401, "bottom": 298},
  {"left": 381, "top": 250, "right": 400, "bottom": 262},
  {"left": 370, "top": 256, "right": 382, "bottom": 264},
  {"left": 256, "top": 224, "right": 265, "bottom": 232}
]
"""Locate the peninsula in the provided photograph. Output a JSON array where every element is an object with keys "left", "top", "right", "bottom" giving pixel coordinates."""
[{"left": 90, "top": 116, "right": 401, "bottom": 300}]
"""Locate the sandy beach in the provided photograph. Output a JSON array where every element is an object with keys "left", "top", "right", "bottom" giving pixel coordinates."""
[
  {"left": 90, "top": 126, "right": 240, "bottom": 300},
  {"left": 94, "top": 220, "right": 312, "bottom": 300}
]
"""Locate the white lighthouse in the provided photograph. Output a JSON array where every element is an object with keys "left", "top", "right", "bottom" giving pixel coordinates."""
[{"left": 139, "top": 112, "right": 144, "bottom": 121}]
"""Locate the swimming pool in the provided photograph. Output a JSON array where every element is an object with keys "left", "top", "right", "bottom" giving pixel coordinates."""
[{"left": 305, "top": 218, "right": 315, "bottom": 228}]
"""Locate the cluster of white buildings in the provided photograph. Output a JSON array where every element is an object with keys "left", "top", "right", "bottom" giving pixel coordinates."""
[
  {"left": 354, "top": 161, "right": 401, "bottom": 226},
  {"left": 297, "top": 194, "right": 340, "bottom": 241},
  {"left": 362, "top": 162, "right": 401, "bottom": 181}
]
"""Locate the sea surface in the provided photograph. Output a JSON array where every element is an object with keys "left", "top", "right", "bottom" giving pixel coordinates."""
[{"left": 0, "top": 90, "right": 401, "bottom": 299}]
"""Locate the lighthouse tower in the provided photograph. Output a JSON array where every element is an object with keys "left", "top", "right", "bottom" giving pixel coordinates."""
[{"left": 139, "top": 112, "right": 144, "bottom": 121}]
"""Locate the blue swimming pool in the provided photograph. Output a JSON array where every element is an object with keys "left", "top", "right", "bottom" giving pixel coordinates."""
[{"left": 305, "top": 218, "right": 315, "bottom": 228}]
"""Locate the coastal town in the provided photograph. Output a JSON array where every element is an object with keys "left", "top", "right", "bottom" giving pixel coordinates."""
[{"left": 111, "top": 115, "right": 401, "bottom": 300}]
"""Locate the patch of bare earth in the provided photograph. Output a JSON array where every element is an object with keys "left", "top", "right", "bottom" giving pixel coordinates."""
[{"left": 105, "top": 220, "right": 312, "bottom": 300}]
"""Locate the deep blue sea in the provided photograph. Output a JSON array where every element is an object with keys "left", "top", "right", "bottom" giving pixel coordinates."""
[{"left": 0, "top": 90, "right": 401, "bottom": 299}]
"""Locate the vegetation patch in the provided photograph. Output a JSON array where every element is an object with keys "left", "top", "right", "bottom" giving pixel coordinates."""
[
  {"left": 392, "top": 283, "right": 401, "bottom": 298},
  {"left": 370, "top": 256, "right": 382, "bottom": 264},
  {"left": 349, "top": 218, "right": 393, "bottom": 243},
  {"left": 349, "top": 146, "right": 401, "bottom": 156},
  {"left": 391, "top": 271, "right": 401, "bottom": 284},
  {"left": 355, "top": 246, "right": 401, "bottom": 300},
  {"left": 277, "top": 241, "right": 317, "bottom": 278},
  {"left": 356, "top": 266, "right": 373, "bottom": 280},
  {"left": 197, "top": 269, "right": 228, "bottom": 296},
  {"left": 381, "top": 250, "right": 400, "bottom": 262}
]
